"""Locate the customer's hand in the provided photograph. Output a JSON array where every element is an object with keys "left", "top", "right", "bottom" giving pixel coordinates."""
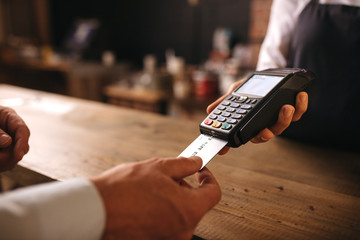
[
  {"left": 90, "top": 156, "right": 221, "bottom": 240},
  {"left": 0, "top": 107, "right": 30, "bottom": 172},
  {"left": 206, "top": 79, "right": 308, "bottom": 155}
]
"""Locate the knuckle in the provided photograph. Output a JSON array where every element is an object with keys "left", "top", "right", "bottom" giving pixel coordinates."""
[
  {"left": 295, "top": 105, "right": 306, "bottom": 114},
  {"left": 277, "top": 122, "right": 291, "bottom": 132},
  {"left": 153, "top": 158, "right": 170, "bottom": 171},
  {"left": 271, "top": 122, "right": 290, "bottom": 135}
]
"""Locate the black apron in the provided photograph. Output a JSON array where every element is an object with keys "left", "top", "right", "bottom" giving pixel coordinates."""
[{"left": 282, "top": 0, "right": 360, "bottom": 151}]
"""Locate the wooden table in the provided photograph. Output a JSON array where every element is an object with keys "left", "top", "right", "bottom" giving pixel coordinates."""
[{"left": 1, "top": 84, "right": 359, "bottom": 239}]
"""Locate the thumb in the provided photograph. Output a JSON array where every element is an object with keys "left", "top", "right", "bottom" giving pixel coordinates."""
[
  {"left": 0, "top": 129, "right": 12, "bottom": 148},
  {"left": 163, "top": 156, "right": 202, "bottom": 180}
]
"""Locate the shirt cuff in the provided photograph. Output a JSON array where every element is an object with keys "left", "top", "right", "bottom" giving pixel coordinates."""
[{"left": 0, "top": 178, "right": 106, "bottom": 240}]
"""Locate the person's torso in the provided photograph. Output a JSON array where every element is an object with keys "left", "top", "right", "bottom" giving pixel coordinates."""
[{"left": 284, "top": 0, "right": 360, "bottom": 150}]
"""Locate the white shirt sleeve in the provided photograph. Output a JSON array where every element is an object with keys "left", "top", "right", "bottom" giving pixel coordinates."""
[
  {"left": 256, "top": 0, "right": 309, "bottom": 70},
  {"left": 256, "top": 0, "right": 359, "bottom": 71},
  {"left": 0, "top": 178, "right": 105, "bottom": 240}
]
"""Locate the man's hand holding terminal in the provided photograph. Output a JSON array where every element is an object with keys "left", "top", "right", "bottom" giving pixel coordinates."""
[{"left": 206, "top": 79, "right": 308, "bottom": 155}]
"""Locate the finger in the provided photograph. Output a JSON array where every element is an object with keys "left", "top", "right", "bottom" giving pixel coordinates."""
[
  {"left": 0, "top": 107, "right": 16, "bottom": 130},
  {"left": 0, "top": 129, "right": 12, "bottom": 148},
  {"left": 5, "top": 111, "right": 30, "bottom": 161},
  {"left": 218, "top": 146, "right": 230, "bottom": 155},
  {"left": 0, "top": 151, "right": 12, "bottom": 162},
  {"left": 13, "top": 138, "right": 30, "bottom": 162},
  {"left": 12, "top": 125, "right": 30, "bottom": 161},
  {"left": 206, "top": 79, "right": 245, "bottom": 114},
  {"left": 293, "top": 92, "right": 308, "bottom": 122},
  {"left": 197, "top": 167, "right": 218, "bottom": 186},
  {"left": 268, "top": 105, "right": 294, "bottom": 135},
  {"left": 1, "top": 108, "right": 30, "bottom": 150},
  {"left": 178, "top": 179, "right": 192, "bottom": 188},
  {"left": 6, "top": 111, "right": 30, "bottom": 139},
  {"left": 160, "top": 156, "right": 203, "bottom": 179},
  {"left": 191, "top": 168, "right": 221, "bottom": 214},
  {"left": 251, "top": 128, "right": 275, "bottom": 143},
  {"left": 206, "top": 95, "right": 228, "bottom": 114},
  {"left": 0, "top": 150, "right": 15, "bottom": 172}
]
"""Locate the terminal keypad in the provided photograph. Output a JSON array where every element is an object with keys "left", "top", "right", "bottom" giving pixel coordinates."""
[{"left": 203, "top": 95, "right": 258, "bottom": 130}]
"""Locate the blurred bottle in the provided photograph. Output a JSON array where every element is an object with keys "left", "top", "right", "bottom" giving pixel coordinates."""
[
  {"left": 193, "top": 70, "right": 218, "bottom": 100},
  {"left": 210, "top": 28, "right": 232, "bottom": 61},
  {"left": 219, "top": 59, "right": 239, "bottom": 95},
  {"left": 166, "top": 50, "right": 192, "bottom": 99},
  {"left": 135, "top": 54, "right": 157, "bottom": 90},
  {"left": 102, "top": 50, "right": 116, "bottom": 67},
  {"left": 172, "top": 58, "right": 192, "bottom": 99},
  {"left": 135, "top": 54, "right": 172, "bottom": 92}
]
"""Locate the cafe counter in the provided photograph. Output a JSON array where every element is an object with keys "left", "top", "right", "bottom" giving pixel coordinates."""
[{"left": 1, "top": 84, "right": 359, "bottom": 239}]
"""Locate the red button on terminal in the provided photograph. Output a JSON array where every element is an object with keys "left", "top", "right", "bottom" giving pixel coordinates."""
[{"left": 204, "top": 119, "right": 213, "bottom": 125}]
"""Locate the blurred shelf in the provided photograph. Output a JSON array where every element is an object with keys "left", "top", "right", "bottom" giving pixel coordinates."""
[{"left": 104, "top": 85, "right": 169, "bottom": 114}]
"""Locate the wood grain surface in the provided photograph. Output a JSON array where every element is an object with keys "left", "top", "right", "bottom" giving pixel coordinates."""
[{"left": 1, "top": 84, "right": 359, "bottom": 240}]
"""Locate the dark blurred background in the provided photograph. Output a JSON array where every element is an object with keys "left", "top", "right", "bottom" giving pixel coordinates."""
[
  {"left": 50, "top": 0, "right": 250, "bottom": 65},
  {"left": 0, "top": 0, "right": 273, "bottom": 120}
]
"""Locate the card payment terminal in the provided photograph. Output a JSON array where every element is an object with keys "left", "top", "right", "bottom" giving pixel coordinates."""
[{"left": 179, "top": 68, "right": 315, "bottom": 168}]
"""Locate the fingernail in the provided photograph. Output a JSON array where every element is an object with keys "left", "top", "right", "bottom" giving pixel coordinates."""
[
  {"left": 300, "top": 94, "right": 307, "bottom": 103},
  {"left": 283, "top": 107, "right": 293, "bottom": 118},
  {"left": 0, "top": 134, "right": 12, "bottom": 145},
  {"left": 260, "top": 136, "right": 270, "bottom": 141}
]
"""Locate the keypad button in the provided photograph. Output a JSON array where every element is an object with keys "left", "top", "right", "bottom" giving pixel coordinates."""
[
  {"left": 221, "top": 123, "right": 232, "bottom": 130},
  {"left": 204, "top": 119, "right": 213, "bottom": 125},
  {"left": 222, "top": 101, "right": 231, "bottom": 106},
  {"left": 241, "top": 105, "right": 252, "bottom": 110},
  {"left": 209, "top": 114, "right": 217, "bottom": 120},
  {"left": 236, "top": 109, "right": 247, "bottom": 114},
  {"left": 212, "top": 121, "right": 222, "bottom": 128},
  {"left": 226, "top": 107, "right": 236, "bottom": 113},
  {"left": 227, "top": 96, "right": 235, "bottom": 101},
  {"left": 235, "top": 96, "right": 247, "bottom": 103},
  {"left": 213, "top": 110, "right": 222, "bottom": 115},
  {"left": 217, "top": 106, "right": 226, "bottom": 111},
  {"left": 251, "top": 99, "right": 257, "bottom": 104},
  {"left": 227, "top": 119, "right": 237, "bottom": 124},
  {"left": 240, "top": 96, "right": 248, "bottom": 101},
  {"left": 245, "top": 99, "right": 252, "bottom": 104},
  {"left": 232, "top": 114, "right": 243, "bottom": 119},
  {"left": 230, "top": 103, "right": 240, "bottom": 108},
  {"left": 217, "top": 117, "right": 226, "bottom": 122},
  {"left": 222, "top": 112, "right": 231, "bottom": 117}
]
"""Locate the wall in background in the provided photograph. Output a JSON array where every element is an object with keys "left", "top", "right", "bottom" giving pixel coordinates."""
[
  {"left": 248, "top": 0, "right": 273, "bottom": 68},
  {"left": 0, "top": 0, "right": 50, "bottom": 44},
  {"left": 49, "top": 0, "right": 251, "bottom": 66},
  {"left": 0, "top": 0, "right": 273, "bottom": 68}
]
